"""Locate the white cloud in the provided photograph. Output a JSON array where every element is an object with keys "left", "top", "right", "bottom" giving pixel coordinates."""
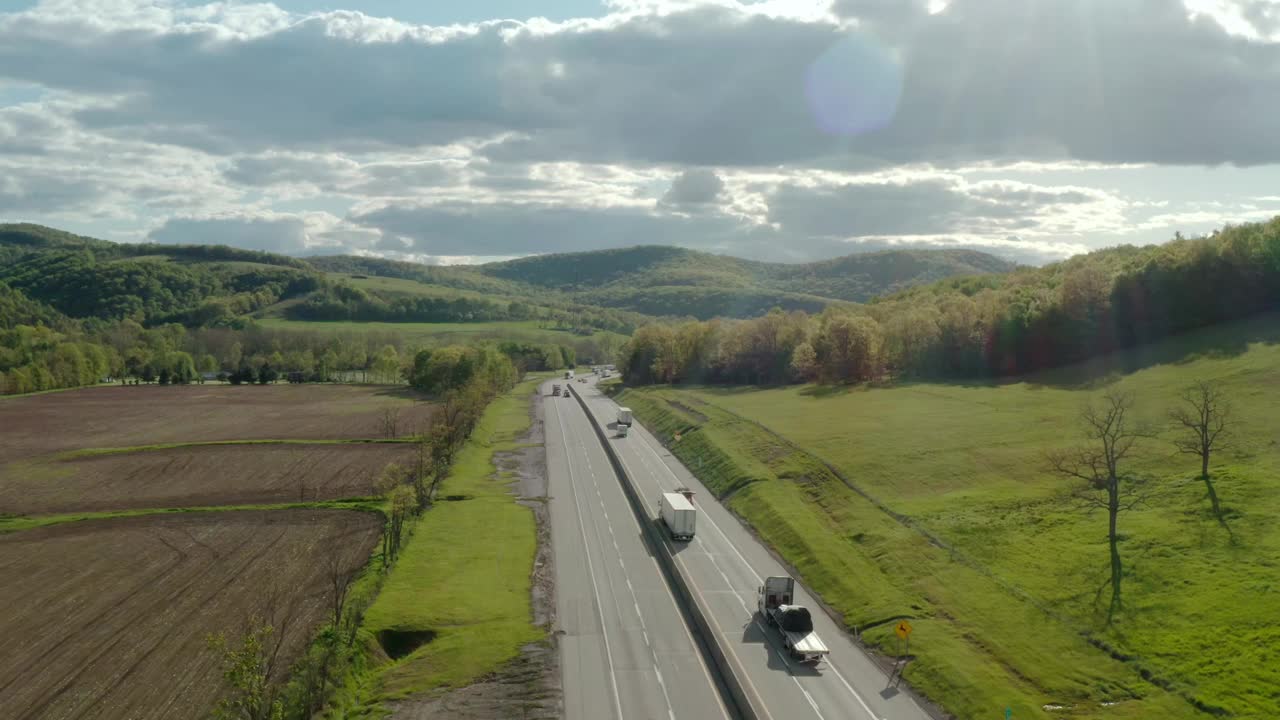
[{"left": 1, "top": 0, "right": 1279, "bottom": 266}]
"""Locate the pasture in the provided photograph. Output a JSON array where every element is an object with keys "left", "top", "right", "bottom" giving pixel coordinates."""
[
  {"left": 255, "top": 317, "right": 625, "bottom": 352},
  {"left": 616, "top": 311, "right": 1280, "bottom": 719}
]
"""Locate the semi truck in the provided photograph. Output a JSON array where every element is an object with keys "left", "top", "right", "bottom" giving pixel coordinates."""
[
  {"left": 615, "top": 407, "right": 633, "bottom": 437},
  {"left": 659, "top": 492, "right": 696, "bottom": 541},
  {"left": 757, "top": 576, "right": 829, "bottom": 663},
  {"left": 564, "top": 370, "right": 575, "bottom": 380},
  {"left": 551, "top": 384, "right": 561, "bottom": 396}
]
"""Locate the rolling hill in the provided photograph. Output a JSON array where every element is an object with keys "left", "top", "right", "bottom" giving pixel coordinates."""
[
  {"left": 0, "top": 224, "right": 1017, "bottom": 328},
  {"left": 477, "top": 245, "right": 1016, "bottom": 318}
]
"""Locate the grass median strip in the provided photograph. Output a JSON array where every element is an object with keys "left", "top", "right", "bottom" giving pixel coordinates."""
[{"left": 345, "top": 377, "right": 544, "bottom": 710}]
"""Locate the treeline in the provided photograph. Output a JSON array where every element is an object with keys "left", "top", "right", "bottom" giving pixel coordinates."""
[
  {"left": 401, "top": 341, "right": 574, "bottom": 396},
  {"left": 209, "top": 349, "right": 522, "bottom": 719},
  {"left": 0, "top": 313, "right": 415, "bottom": 394},
  {"left": 620, "top": 220, "right": 1280, "bottom": 385},
  {"left": 0, "top": 288, "right": 585, "bottom": 394}
]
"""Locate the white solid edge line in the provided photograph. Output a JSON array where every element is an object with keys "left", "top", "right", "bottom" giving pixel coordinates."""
[
  {"left": 588, "top": 383, "right": 887, "bottom": 720},
  {"left": 568, "top": 389, "right": 737, "bottom": 717},
  {"left": 551, "top": 391, "right": 625, "bottom": 720},
  {"left": 568, "top": 411, "right": 679, "bottom": 720}
]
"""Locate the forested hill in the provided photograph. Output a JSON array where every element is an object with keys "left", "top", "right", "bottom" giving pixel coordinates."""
[
  {"left": 0, "top": 224, "right": 651, "bottom": 334},
  {"left": 476, "top": 245, "right": 1016, "bottom": 318},
  {"left": 0, "top": 223, "right": 1015, "bottom": 328}
]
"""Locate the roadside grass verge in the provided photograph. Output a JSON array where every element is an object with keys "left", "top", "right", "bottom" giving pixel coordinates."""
[
  {"left": 613, "top": 314, "right": 1280, "bottom": 719},
  {"left": 333, "top": 377, "right": 544, "bottom": 714},
  {"left": 618, "top": 390, "right": 1186, "bottom": 719}
]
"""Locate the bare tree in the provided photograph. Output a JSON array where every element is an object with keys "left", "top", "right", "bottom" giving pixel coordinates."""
[
  {"left": 324, "top": 550, "right": 357, "bottom": 629},
  {"left": 1170, "top": 380, "right": 1232, "bottom": 522},
  {"left": 1047, "top": 389, "right": 1152, "bottom": 621},
  {"left": 411, "top": 432, "right": 432, "bottom": 510},
  {"left": 379, "top": 407, "right": 401, "bottom": 439}
]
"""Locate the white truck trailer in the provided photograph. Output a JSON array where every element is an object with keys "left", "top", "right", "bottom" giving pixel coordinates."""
[
  {"left": 615, "top": 406, "right": 633, "bottom": 437},
  {"left": 757, "top": 576, "right": 829, "bottom": 663},
  {"left": 659, "top": 492, "right": 696, "bottom": 541},
  {"left": 564, "top": 370, "right": 575, "bottom": 380}
]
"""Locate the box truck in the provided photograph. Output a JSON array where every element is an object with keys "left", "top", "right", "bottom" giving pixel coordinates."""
[
  {"left": 616, "top": 407, "right": 633, "bottom": 426},
  {"left": 659, "top": 492, "right": 696, "bottom": 541}
]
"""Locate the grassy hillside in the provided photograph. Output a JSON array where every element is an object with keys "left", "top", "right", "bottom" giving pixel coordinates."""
[
  {"left": 479, "top": 244, "right": 1015, "bottom": 318},
  {"left": 257, "top": 318, "right": 626, "bottom": 361},
  {"left": 613, "top": 311, "right": 1280, "bottom": 719}
]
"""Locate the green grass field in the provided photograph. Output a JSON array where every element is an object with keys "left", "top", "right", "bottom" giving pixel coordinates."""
[
  {"left": 256, "top": 317, "right": 624, "bottom": 350},
  {"left": 615, "top": 311, "right": 1280, "bottom": 720},
  {"left": 354, "top": 377, "right": 544, "bottom": 708},
  {"left": 334, "top": 273, "right": 494, "bottom": 302}
]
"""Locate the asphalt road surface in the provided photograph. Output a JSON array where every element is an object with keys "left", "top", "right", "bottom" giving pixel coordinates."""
[
  {"left": 574, "top": 377, "right": 936, "bottom": 720},
  {"left": 543, "top": 380, "right": 731, "bottom": 720}
]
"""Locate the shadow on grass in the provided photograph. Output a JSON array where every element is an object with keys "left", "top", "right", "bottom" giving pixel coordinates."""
[
  {"left": 369, "top": 386, "right": 429, "bottom": 401},
  {"left": 1020, "top": 312, "right": 1280, "bottom": 390}
]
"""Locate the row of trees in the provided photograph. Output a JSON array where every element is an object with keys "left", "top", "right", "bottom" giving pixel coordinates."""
[
  {"left": 208, "top": 349, "right": 522, "bottom": 719},
  {"left": 619, "top": 221, "right": 1280, "bottom": 386},
  {"left": 0, "top": 314, "right": 418, "bottom": 395}
]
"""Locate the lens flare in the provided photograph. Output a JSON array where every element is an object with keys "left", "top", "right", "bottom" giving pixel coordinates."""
[{"left": 804, "top": 34, "right": 903, "bottom": 137}]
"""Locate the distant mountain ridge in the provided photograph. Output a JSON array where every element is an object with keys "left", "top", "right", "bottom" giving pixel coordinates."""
[
  {"left": 0, "top": 224, "right": 1016, "bottom": 324},
  {"left": 476, "top": 244, "right": 1016, "bottom": 318}
]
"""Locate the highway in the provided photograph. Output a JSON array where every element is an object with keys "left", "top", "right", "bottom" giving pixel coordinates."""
[
  {"left": 573, "top": 377, "right": 936, "bottom": 720},
  {"left": 542, "top": 379, "right": 731, "bottom": 720}
]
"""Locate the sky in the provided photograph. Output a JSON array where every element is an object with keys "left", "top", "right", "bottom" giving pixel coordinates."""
[{"left": 3, "top": 0, "right": 1280, "bottom": 265}]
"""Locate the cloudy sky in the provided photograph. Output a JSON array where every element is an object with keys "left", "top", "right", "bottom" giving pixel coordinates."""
[{"left": 2, "top": 0, "right": 1280, "bottom": 265}]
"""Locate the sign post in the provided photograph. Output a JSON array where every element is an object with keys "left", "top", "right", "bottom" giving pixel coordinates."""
[{"left": 894, "top": 620, "right": 913, "bottom": 665}]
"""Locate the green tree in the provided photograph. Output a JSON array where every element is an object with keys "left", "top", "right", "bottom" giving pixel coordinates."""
[
  {"left": 370, "top": 345, "right": 401, "bottom": 384},
  {"left": 206, "top": 618, "right": 286, "bottom": 720}
]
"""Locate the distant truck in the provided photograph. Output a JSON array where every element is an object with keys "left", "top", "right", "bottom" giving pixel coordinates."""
[
  {"left": 564, "top": 370, "right": 575, "bottom": 380},
  {"left": 757, "top": 576, "right": 829, "bottom": 663},
  {"left": 659, "top": 492, "right": 696, "bottom": 541}
]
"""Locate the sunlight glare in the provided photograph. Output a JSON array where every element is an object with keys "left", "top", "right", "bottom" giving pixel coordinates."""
[{"left": 804, "top": 33, "right": 903, "bottom": 137}]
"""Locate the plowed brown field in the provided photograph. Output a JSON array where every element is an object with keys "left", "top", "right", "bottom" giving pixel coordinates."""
[
  {"left": 0, "top": 509, "right": 380, "bottom": 720},
  {"left": 0, "top": 384, "right": 432, "bottom": 466},
  {"left": 0, "top": 442, "right": 416, "bottom": 515}
]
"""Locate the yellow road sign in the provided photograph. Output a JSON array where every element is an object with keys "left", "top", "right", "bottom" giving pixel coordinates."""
[{"left": 895, "top": 620, "right": 913, "bottom": 640}]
